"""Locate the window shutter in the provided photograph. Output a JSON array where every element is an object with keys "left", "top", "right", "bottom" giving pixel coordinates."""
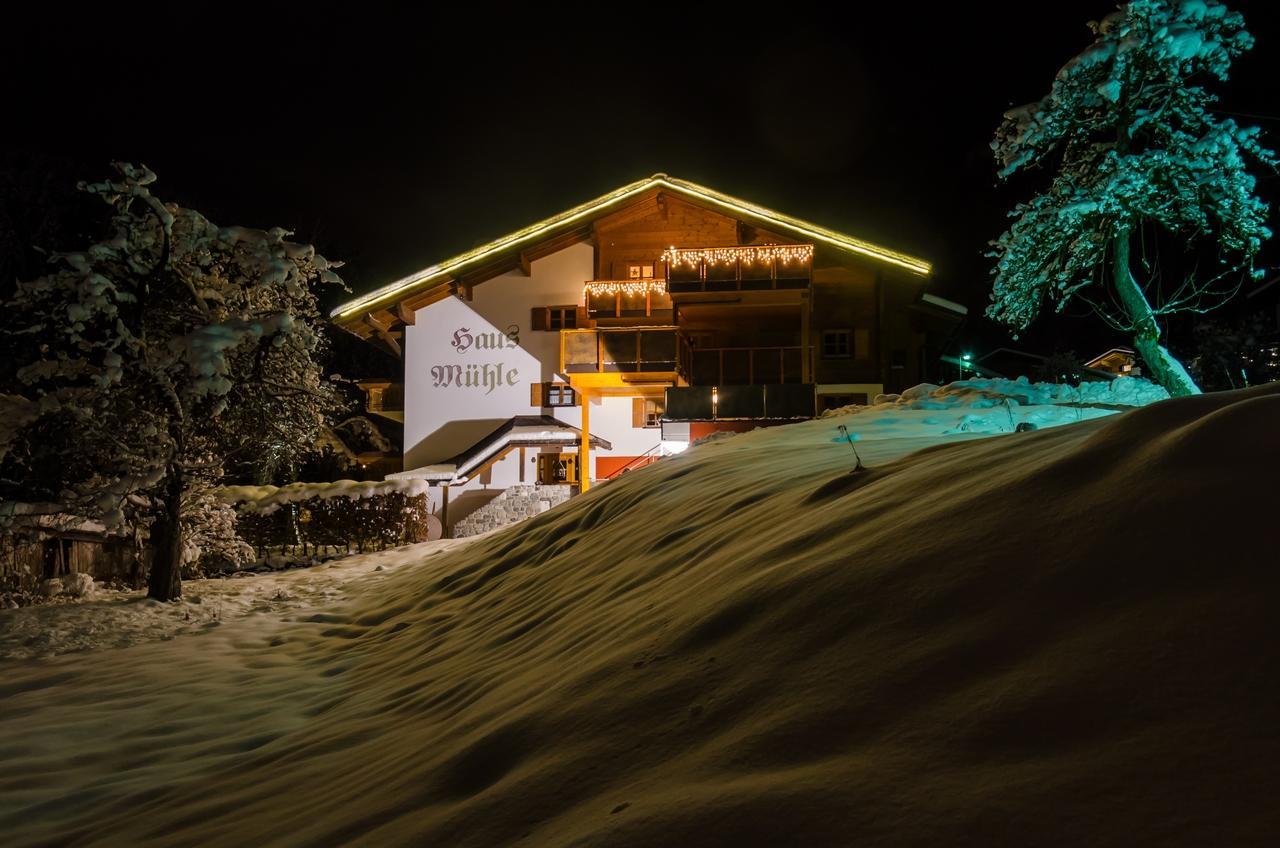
[
  {"left": 530, "top": 382, "right": 545, "bottom": 407},
  {"left": 632, "top": 397, "right": 645, "bottom": 428},
  {"left": 531, "top": 307, "right": 549, "bottom": 331},
  {"left": 854, "top": 328, "right": 871, "bottom": 360}
]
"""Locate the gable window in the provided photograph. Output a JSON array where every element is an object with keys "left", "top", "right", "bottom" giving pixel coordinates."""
[
  {"left": 532, "top": 382, "right": 578, "bottom": 407},
  {"left": 822, "top": 329, "right": 852, "bottom": 358},
  {"left": 532, "top": 306, "right": 579, "bottom": 331},
  {"left": 628, "top": 263, "right": 656, "bottom": 279}
]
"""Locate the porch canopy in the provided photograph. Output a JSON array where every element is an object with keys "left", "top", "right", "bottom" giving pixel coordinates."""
[{"left": 388, "top": 415, "right": 611, "bottom": 486}]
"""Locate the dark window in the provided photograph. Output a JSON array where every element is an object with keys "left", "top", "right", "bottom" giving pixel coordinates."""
[
  {"left": 822, "top": 329, "right": 852, "bottom": 358},
  {"left": 548, "top": 306, "right": 578, "bottom": 330}
]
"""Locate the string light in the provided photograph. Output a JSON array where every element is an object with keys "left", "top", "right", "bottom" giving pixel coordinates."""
[
  {"left": 662, "top": 244, "right": 815, "bottom": 267},
  {"left": 583, "top": 279, "right": 668, "bottom": 297}
]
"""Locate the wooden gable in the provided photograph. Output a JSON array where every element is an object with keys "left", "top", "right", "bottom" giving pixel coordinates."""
[
  {"left": 330, "top": 174, "right": 933, "bottom": 357},
  {"left": 593, "top": 193, "right": 795, "bottom": 280}
]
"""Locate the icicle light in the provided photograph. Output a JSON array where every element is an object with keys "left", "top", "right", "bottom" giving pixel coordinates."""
[
  {"left": 662, "top": 244, "right": 814, "bottom": 267},
  {"left": 583, "top": 279, "right": 668, "bottom": 297}
]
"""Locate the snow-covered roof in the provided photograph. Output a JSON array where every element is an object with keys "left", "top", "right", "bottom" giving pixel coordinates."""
[
  {"left": 331, "top": 174, "right": 933, "bottom": 323},
  {"left": 1085, "top": 347, "right": 1136, "bottom": 368},
  {"left": 920, "top": 292, "right": 968, "bottom": 315}
]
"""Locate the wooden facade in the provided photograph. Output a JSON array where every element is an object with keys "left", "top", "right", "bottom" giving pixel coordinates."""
[{"left": 334, "top": 174, "right": 960, "bottom": 509}]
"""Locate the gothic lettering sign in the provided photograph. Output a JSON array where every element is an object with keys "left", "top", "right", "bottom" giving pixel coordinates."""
[{"left": 432, "top": 324, "right": 521, "bottom": 394}]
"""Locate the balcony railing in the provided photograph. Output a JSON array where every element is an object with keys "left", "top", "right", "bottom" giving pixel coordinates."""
[
  {"left": 663, "top": 244, "right": 813, "bottom": 294},
  {"left": 687, "top": 345, "right": 805, "bottom": 386},
  {"left": 583, "top": 278, "right": 673, "bottom": 319},
  {"left": 358, "top": 381, "right": 404, "bottom": 421},
  {"left": 560, "top": 327, "right": 683, "bottom": 375},
  {"left": 664, "top": 383, "right": 816, "bottom": 420}
]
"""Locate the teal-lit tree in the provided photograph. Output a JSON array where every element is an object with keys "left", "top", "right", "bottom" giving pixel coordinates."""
[{"left": 987, "top": 0, "right": 1274, "bottom": 396}]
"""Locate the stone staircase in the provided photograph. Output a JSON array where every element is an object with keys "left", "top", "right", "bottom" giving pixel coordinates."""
[{"left": 451, "top": 484, "right": 573, "bottom": 538}]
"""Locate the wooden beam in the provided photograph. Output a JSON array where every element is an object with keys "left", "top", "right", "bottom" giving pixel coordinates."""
[
  {"left": 800, "top": 293, "right": 811, "bottom": 384},
  {"left": 364, "top": 313, "right": 402, "bottom": 358},
  {"left": 519, "top": 224, "right": 594, "bottom": 265},
  {"left": 396, "top": 300, "right": 416, "bottom": 326},
  {"left": 592, "top": 193, "right": 664, "bottom": 232}
]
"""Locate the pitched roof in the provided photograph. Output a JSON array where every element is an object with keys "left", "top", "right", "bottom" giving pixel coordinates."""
[
  {"left": 387, "top": 415, "right": 612, "bottom": 484},
  {"left": 331, "top": 174, "right": 932, "bottom": 321}
]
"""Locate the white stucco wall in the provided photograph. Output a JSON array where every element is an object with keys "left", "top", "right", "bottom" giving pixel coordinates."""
[
  {"left": 401, "top": 242, "right": 660, "bottom": 498},
  {"left": 593, "top": 396, "right": 663, "bottom": 458}
]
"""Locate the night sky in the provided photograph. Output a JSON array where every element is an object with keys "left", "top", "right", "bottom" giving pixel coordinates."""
[{"left": 5, "top": 2, "right": 1278, "bottom": 372}]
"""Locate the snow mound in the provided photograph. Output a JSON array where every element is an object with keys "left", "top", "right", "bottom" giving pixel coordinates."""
[
  {"left": 831, "top": 375, "right": 1169, "bottom": 417},
  {"left": 2, "top": 385, "right": 1278, "bottom": 845},
  {"left": 821, "top": 377, "right": 1170, "bottom": 442}
]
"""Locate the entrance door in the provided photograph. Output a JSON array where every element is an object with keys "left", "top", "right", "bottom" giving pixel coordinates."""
[{"left": 536, "top": 453, "right": 578, "bottom": 485}]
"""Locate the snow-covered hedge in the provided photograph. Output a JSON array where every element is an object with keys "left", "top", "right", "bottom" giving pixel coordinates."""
[
  {"left": 216, "top": 478, "right": 431, "bottom": 514},
  {"left": 218, "top": 480, "right": 432, "bottom": 556}
]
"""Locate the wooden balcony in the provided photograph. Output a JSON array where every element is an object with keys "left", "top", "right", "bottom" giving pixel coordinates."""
[
  {"left": 663, "top": 244, "right": 813, "bottom": 294},
  {"left": 357, "top": 381, "right": 404, "bottom": 422},
  {"left": 559, "top": 327, "right": 684, "bottom": 387},
  {"left": 686, "top": 344, "right": 807, "bottom": 386},
  {"left": 664, "top": 383, "right": 816, "bottom": 420},
  {"left": 583, "top": 278, "right": 672, "bottom": 319}
]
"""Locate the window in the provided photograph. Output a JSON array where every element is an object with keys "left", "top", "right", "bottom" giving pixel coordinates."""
[
  {"left": 628, "top": 263, "right": 656, "bottom": 279},
  {"left": 547, "top": 384, "right": 576, "bottom": 407},
  {"left": 532, "top": 382, "right": 577, "bottom": 407},
  {"left": 549, "top": 306, "right": 577, "bottom": 330},
  {"left": 632, "top": 397, "right": 664, "bottom": 428},
  {"left": 532, "top": 306, "right": 578, "bottom": 331},
  {"left": 822, "top": 329, "right": 852, "bottom": 358}
]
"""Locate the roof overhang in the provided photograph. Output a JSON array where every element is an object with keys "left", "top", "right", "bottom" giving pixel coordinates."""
[
  {"left": 388, "top": 416, "right": 611, "bottom": 485},
  {"left": 331, "top": 174, "right": 933, "bottom": 326}
]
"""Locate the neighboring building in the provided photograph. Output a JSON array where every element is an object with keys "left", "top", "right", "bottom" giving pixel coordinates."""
[
  {"left": 332, "top": 174, "right": 959, "bottom": 534},
  {"left": 1086, "top": 347, "right": 1141, "bottom": 377},
  {"left": 2, "top": 517, "right": 145, "bottom": 592}
]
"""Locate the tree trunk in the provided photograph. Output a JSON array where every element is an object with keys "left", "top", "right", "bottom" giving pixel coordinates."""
[
  {"left": 1112, "top": 231, "right": 1202, "bottom": 397},
  {"left": 147, "top": 471, "right": 184, "bottom": 601}
]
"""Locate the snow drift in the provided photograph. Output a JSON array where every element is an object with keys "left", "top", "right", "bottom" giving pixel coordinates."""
[{"left": 2, "top": 384, "right": 1278, "bottom": 846}]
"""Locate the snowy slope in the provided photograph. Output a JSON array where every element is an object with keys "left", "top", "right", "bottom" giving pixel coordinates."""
[{"left": 1, "top": 384, "right": 1277, "bottom": 846}]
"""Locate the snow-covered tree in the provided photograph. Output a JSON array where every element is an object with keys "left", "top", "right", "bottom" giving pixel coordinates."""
[
  {"left": 987, "top": 0, "right": 1274, "bottom": 396},
  {"left": 0, "top": 164, "right": 342, "bottom": 600}
]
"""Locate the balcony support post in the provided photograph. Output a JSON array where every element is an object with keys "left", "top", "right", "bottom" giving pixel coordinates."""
[
  {"left": 800, "top": 292, "right": 811, "bottom": 384},
  {"left": 578, "top": 389, "right": 593, "bottom": 493}
]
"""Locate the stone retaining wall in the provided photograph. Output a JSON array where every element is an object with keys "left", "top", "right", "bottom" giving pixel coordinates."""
[{"left": 452, "top": 484, "right": 572, "bottom": 538}]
